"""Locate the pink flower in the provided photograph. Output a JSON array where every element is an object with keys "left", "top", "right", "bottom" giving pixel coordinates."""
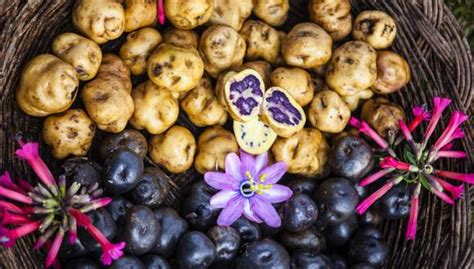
[
  {"left": 0, "top": 185, "right": 33, "bottom": 204},
  {"left": 434, "top": 177, "right": 464, "bottom": 200},
  {"left": 409, "top": 106, "right": 431, "bottom": 132},
  {"left": 433, "top": 150, "right": 467, "bottom": 161},
  {"left": 380, "top": 157, "right": 418, "bottom": 172},
  {"left": 79, "top": 197, "right": 113, "bottom": 213},
  {"left": 0, "top": 221, "right": 41, "bottom": 247},
  {"left": 349, "top": 117, "right": 389, "bottom": 150},
  {"left": 0, "top": 172, "right": 25, "bottom": 194},
  {"left": 0, "top": 200, "right": 25, "bottom": 214},
  {"left": 69, "top": 209, "right": 125, "bottom": 265},
  {"left": 356, "top": 176, "right": 403, "bottom": 214},
  {"left": 205, "top": 151, "right": 292, "bottom": 227},
  {"left": 45, "top": 228, "right": 64, "bottom": 268},
  {"left": 433, "top": 112, "right": 469, "bottom": 151},
  {"left": 423, "top": 97, "right": 451, "bottom": 144},
  {"left": 15, "top": 142, "right": 56, "bottom": 187},
  {"left": 359, "top": 168, "right": 395, "bottom": 187},
  {"left": 405, "top": 184, "right": 420, "bottom": 240},
  {"left": 434, "top": 170, "right": 474, "bottom": 184},
  {"left": 157, "top": 0, "right": 165, "bottom": 24},
  {"left": 0, "top": 208, "right": 30, "bottom": 225},
  {"left": 68, "top": 216, "right": 77, "bottom": 244}
]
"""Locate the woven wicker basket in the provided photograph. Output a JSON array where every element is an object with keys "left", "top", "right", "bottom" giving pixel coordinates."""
[{"left": 0, "top": 0, "right": 472, "bottom": 268}]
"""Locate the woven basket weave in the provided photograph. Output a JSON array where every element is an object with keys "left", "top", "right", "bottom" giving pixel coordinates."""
[{"left": 0, "top": 0, "right": 472, "bottom": 268}]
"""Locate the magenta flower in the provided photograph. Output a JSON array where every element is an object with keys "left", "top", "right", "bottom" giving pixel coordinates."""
[
  {"left": 15, "top": 142, "right": 56, "bottom": 188},
  {"left": 45, "top": 228, "right": 64, "bottom": 268},
  {"left": 205, "top": 151, "right": 292, "bottom": 227},
  {"left": 433, "top": 112, "right": 468, "bottom": 151},
  {"left": 409, "top": 106, "right": 431, "bottom": 131},
  {"left": 356, "top": 176, "right": 403, "bottom": 214},
  {"left": 349, "top": 117, "right": 389, "bottom": 150},
  {"left": 0, "top": 221, "right": 41, "bottom": 247},
  {"left": 0, "top": 208, "right": 30, "bottom": 225},
  {"left": 359, "top": 168, "right": 395, "bottom": 187},
  {"left": 423, "top": 97, "right": 451, "bottom": 144},
  {"left": 157, "top": 0, "right": 165, "bottom": 24},
  {"left": 434, "top": 170, "right": 474, "bottom": 184},
  {"left": 405, "top": 184, "right": 420, "bottom": 240},
  {"left": 380, "top": 157, "right": 418, "bottom": 172}
]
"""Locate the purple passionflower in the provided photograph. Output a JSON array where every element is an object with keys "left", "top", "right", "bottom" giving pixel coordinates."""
[{"left": 204, "top": 151, "right": 292, "bottom": 227}]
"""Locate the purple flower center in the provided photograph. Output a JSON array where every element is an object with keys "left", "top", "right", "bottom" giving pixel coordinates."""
[{"left": 239, "top": 181, "right": 255, "bottom": 198}]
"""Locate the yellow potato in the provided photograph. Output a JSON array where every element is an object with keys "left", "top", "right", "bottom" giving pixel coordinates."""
[
  {"left": 361, "top": 98, "right": 406, "bottom": 138},
  {"left": 253, "top": 0, "right": 289, "bottom": 26},
  {"left": 309, "top": 0, "right": 352, "bottom": 41},
  {"left": 342, "top": 89, "right": 374, "bottom": 112},
  {"left": 165, "top": 0, "right": 214, "bottom": 30},
  {"left": 372, "top": 51, "right": 410, "bottom": 94},
  {"left": 352, "top": 10, "right": 397, "bottom": 49},
  {"left": 240, "top": 20, "right": 282, "bottom": 64},
  {"left": 123, "top": 0, "right": 157, "bottom": 32},
  {"left": 271, "top": 67, "right": 314, "bottom": 107},
  {"left": 307, "top": 90, "right": 351, "bottom": 133},
  {"left": 162, "top": 27, "right": 199, "bottom": 48},
  {"left": 238, "top": 61, "right": 272, "bottom": 88},
  {"left": 119, "top": 27, "right": 162, "bottom": 75},
  {"left": 210, "top": 0, "right": 253, "bottom": 30}
]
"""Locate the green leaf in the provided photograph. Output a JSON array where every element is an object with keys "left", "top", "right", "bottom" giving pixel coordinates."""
[
  {"left": 403, "top": 144, "right": 417, "bottom": 164},
  {"left": 420, "top": 175, "right": 431, "bottom": 191}
]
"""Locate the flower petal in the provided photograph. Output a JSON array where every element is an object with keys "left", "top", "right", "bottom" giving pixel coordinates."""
[
  {"left": 210, "top": 190, "right": 238, "bottom": 208},
  {"left": 257, "top": 162, "right": 288, "bottom": 184},
  {"left": 243, "top": 199, "right": 262, "bottom": 223},
  {"left": 205, "top": 172, "right": 239, "bottom": 190},
  {"left": 260, "top": 184, "right": 293, "bottom": 203},
  {"left": 225, "top": 153, "right": 242, "bottom": 181},
  {"left": 251, "top": 197, "right": 281, "bottom": 227},
  {"left": 240, "top": 150, "right": 255, "bottom": 177},
  {"left": 254, "top": 152, "right": 268, "bottom": 175},
  {"left": 216, "top": 196, "right": 245, "bottom": 226}
]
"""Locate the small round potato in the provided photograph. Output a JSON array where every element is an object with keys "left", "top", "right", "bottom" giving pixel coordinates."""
[
  {"left": 240, "top": 20, "right": 281, "bottom": 64},
  {"left": 96, "top": 54, "right": 133, "bottom": 93},
  {"left": 162, "top": 27, "right": 199, "bottom": 48},
  {"left": 165, "top": 0, "right": 214, "bottom": 30},
  {"left": 326, "top": 41, "right": 377, "bottom": 96},
  {"left": 119, "top": 27, "right": 162, "bottom": 75},
  {"left": 282, "top": 23, "right": 333, "bottom": 68},
  {"left": 271, "top": 67, "right": 314, "bottom": 107},
  {"left": 123, "top": 0, "right": 157, "bottom": 32},
  {"left": 42, "top": 109, "right": 96, "bottom": 159},
  {"left": 372, "top": 51, "right": 410, "bottom": 94},
  {"left": 309, "top": 0, "right": 352, "bottom": 41},
  {"left": 194, "top": 126, "right": 238, "bottom": 174},
  {"left": 16, "top": 54, "right": 79, "bottom": 117},
  {"left": 130, "top": 81, "right": 179, "bottom": 134},
  {"left": 52, "top": 32, "right": 102, "bottom": 81},
  {"left": 307, "top": 90, "right": 351, "bottom": 133},
  {"left": 180, "top": 78, "right": 228, "bottom": 127},
  {"left": 352, "top": 10, "right": 397, "bottom": 49},
  {"left": 342, "top": 89, "right": 374, "bottom": 112},
  {"left": 147, "top": 43, "right": 204, "bottom": 92},
  {"left": 238, "top": 61, "right": 272, "bottom": 88},
  {"left": 271, "top": 128, "right": 329, "bottom": 177},
  {"left": 361, "top": 98, "right": 406, "bottom": 138},
  {"left": 199, "top": 25, "right": 246, "bottom": 77},
  {"left": 72, "top": 0, "right": 125, "bottom": 44},
  {"left": 253, "top": 0, "right": 289, "bottom": 26},
  {"left": 210, "top": 0, "right": 253, "bottom": 30},
  {"left": 149, "top": 126, "right": 196, "bottom": 173}
]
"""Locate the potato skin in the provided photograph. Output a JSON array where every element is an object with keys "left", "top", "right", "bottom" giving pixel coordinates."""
[
  {"left": 253, "top": 0, "right": 289, "bottom": 27},
  {"left": 72, "top": 0, "right": 125, "bottom": 44},
  {"left": 130, "top": 81, "right": 179, "bottom": 134},
  {"left": 42, "top": 109, "right": 96, "bottom": 159},
  {"left": 372, "top": 51, "right": 410, "bottom": 94},
  {"left": 307, "top": 90, "right": 351, "bottom": 133},
  {"left": 199, "top": 25, "right": 246, "bottom": 78},
  {"left": 342, "top": 89, "right": 373, "bottom": 112},
  {"left": 240, "top": 20, "right": 282, "bottom": 64},
  {"left": 149, "top": 126, "right": 196, "bottom": 173},
  {"left": 52, "top": 32, "right": 102, "bottom": 81},
  {"left": 123, "top": 0, "right": 157, "bottom": 32},
  {"left": 165, "top": 0, "right": 214, "bottom": 30},
  {"left": 119, "top": 27, "right": 162, "bottom": 75},
  {"left": 163, "top": 27, "right": 199, "bottom": 48},
  {"left": 238, "top": 61, "right": 272, "bottom": 88},
  {"left": 326, "top": 41, "right": 377, "bottom": 96},
  {"left": 210, "top": 0, "right": 253, "bottom": 30},
  {"left": 180, "top": 78, "right": 228, "bottom": 127},
  {"left": 361, "top": 98, "right": 405, "bottom": 138},
  {"left": 282, "top": 23, "right": 333, "bottom": 68},
  {"left": 147, "top": 43, "right": 204, "bottom": 92},
  {"left": 16, "top": 54, "right": 79, "bottom": 117},
  {"left": 194, "top": 126, "right": 238, "bottom": 174},
  {"left": 309, "top": 0, "right": 352, "bottom": 41},
  {"left": 352, "top": 10, "right": 397, "bottom": 49},
  {"left": 271, "top": 67, "right": 314, "bottom": 107},
  {"left": 271, "top": 128, "right": 329, "bottom": 177}
]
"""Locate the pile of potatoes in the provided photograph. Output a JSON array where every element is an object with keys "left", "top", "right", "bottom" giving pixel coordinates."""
[{"left": 16, "top": 0, "right": 409, "bottom": 178}]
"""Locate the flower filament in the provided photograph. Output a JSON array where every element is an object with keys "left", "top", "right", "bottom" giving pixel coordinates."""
[{"left": 240, "top": 171, "right": 272, "bottom": 197}]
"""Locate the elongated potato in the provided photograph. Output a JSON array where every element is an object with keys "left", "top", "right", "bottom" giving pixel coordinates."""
[{"left": 119, "top": 27, "right": 162, "bottom": 75}]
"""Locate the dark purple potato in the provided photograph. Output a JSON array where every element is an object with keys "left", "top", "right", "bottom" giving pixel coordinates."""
[
  {"left": 290, "top": 251, "right": 333, "bottom": 269},
  {"left": 330, "top": 254, "right": 348, "bottom": 269},
  {"left": 61, "top": 157, "right": 101, "bottom": 188},
  {"left": 207, "top": 226, "right": 240, "bottom": 264},
  {"left": 107, "top": 196, "right": 134, "bottom": 222},
  {"left": 359, "top": 208, "right": 383, "bottom": 226},
  {"left": 378, "top": 183, "right": 411, "bottom": 220},
  {"left": 151, "top": 207, "right": 188, "bottom": 257},
  {"left": 100, "top": 129, "right": 148, "bottom": 159},
  {"left": 286, "top": 178, "right": 317, "bottom": 195},
  {"left": 120, "top": 205, "right": 160, "bottom": 255},
  {"left": 103, "top": 148, "right": 144, "bottom": 195},
  {"left": 329, "top": 135, "right": 374, "bottom": 181},
  {"left": 325, "top": 214, "right": 359, "bottom": 248},
  {"left": 176, "top": 231, "right": 217, "bottom": 269},
  {"left": 182, "top": 180, "right": 220, "bottom": 231},
  {"left": 58, "top": 238, "right": 90, "bottom": 259},
  {"left": 141, "top": 254, "right": 170, "bottom": 269},
  {"left": 348, "top": 227, "right": 388, "bottom": 267},
  {"left": 236, "top": 239, "right": 290, "bottom": 269},
  {"left": 279, "top": 227, "right": 325, "bottom": 252},
  {"left": 353, "top": 182, "right": 368, "bottom": 199},
  {"left": 78, "top": 208, "right": 117, "bottom": 252},
  {"left": 64, "top": 257, "right": 100, "bottom": 269},
  {"left": 281, "top": 193, "right": 318, "bottom": 233},
  {"left": 260, "top": 221, "right": 284, "bottom": 237},
  {"left": 129, "top": 167, "right": 170, "bottom": 207},
  {"left": 314, "top": 177, "right": 359, "bottom": 226},
  {"left": 110, "top": 255, "right": 145, "bottom": 269},
  {"left": 350, "top": 263, "right": 375, "bottom": 269},
  {"left": 231, "top": 217, "right": 262, "bottom": 243}
]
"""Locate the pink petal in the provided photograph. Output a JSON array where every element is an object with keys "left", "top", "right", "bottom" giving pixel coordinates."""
[
  {"left": 101, "top": 241, "right": 126, "bottom": 266},
  {"left": 405, "top": 196, "right": 419, "bottom": 240},
  {"left": 240, "top": 150, "right": 256, "bottom": 177},
  {"left": 257, "top": 162, "right": 288, "bottom": 184},
  {"left": 157, "top": 0, "right": 165, "bottom": 25},
  {"left": 205, "top": 172, "right": 239, "bottom": 191},
  {"left": 434, "top": 111, "right": 468, "bottom": 150},
  {"left": 359, "top": 168, "right": 395, "bottom": 187},
  {"left": 45, "top": 229, "right": 64, "bottom": 268},
  {"left": 251, "top": 196, "right": 281, "bottom": 227},
  {"left": 435, "top": 170, "right": 474, "bottom": 184},
  {"left": 423, "top": 97, "right": 451, "bottom": 142},
  {"left": 15, "top": 142, "right": 56, "bottom": 187},
  {"left": 216, "top": 196, "right": 245, "bottom": 226},
  {"left": 260, "top": 184, "right": 293, "bottom": 203},
  {"left": 254, "top": 152, "right": 269, "bottom": 175},
  {"left": 225, "top": 153, "right": 242, "bottom": 181},
  {"left": 243, "top": 199, "right": 262, "bottom": 223},
  {"left": 432, "top": 189, "right": 454, "bottom": 205},
  {"left": 210, "top": 190, "right": 238, "bottom": 208},
  {"left": 356, "top": 179, "right": 398, "bottom": 214}
]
